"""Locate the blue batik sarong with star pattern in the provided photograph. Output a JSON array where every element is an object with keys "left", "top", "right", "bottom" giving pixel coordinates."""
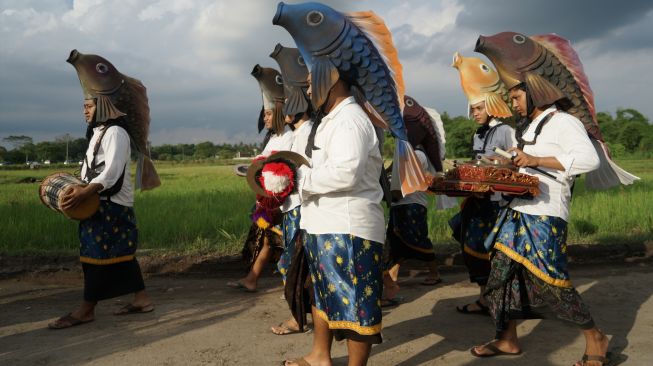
[
  {"left": 278, "top": 206, "right": 301, "bottom": 283},
  {"left": 485, "top": 208, "right": 571, "bottom": 288},
  {"left": 79, "top": 201, "right": 138, "bottom": 265},
  {"left": 304, "top": 232, "right": 383, "bottom": 342}
]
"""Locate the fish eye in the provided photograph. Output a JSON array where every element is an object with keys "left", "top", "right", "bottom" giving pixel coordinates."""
[
  {"left": 297, "top": 56, "right": 305, "bottom": 66},
  {"left": 306, "top": 11, "right": 324, "bottom": 26},
  {"left": 513, "top": 34, "right": 526, "bottom": 44},
  {"left": 95, "top": 63, "right": 109, "bottom": 74},
  {"left": 480, "top": 64, "right": 490, "bottom": 72},
  {"left": 275, "top": 75, "right": 283, "bottom": 85},
  {"left": 405, "top": 98, "right": 414, "bottom": 107}
]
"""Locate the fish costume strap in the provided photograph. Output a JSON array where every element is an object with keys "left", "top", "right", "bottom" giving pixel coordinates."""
[
  {"left": 67, "top": 50, "right": 160, "bottom": 190},
  {"left": 273, "top": 2, "right": 428, "bottom": 195}
]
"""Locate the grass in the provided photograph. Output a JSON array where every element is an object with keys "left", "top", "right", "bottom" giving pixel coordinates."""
[{"left": 1, "top": 159, "right": 651, "bottom": 256}]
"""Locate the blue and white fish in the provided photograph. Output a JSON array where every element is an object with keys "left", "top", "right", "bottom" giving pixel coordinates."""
[{"left": 273, "top": 1, "right": 428, "bottom": 195}]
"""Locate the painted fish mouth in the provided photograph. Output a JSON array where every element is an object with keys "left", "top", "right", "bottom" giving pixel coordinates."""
[
  {"left": 269, "top": 43, "right": 283, "bottom": 59},
  {"left": 67, "top": 49, "right": 80, "bottom": 64},
  {"left": 272, "top": 2, "right": 284, "bottom": 25},
  {"left": 251, "top": 64, "right": 262, "bottom": 77},
  {"left": 452, "top": 51, "right": 462, "bottom": 68},
  {"left": 474, "top": 36, "right": 485, "bottom": 52}
]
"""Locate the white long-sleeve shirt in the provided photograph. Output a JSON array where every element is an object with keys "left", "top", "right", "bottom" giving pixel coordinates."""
[
  {"left": 510, "top": 107, "right": 600, "bottom": 221},
  {"left": 261, "top": 125, "right": 294, "bottom": 155},
  {"left": 298, "top": 97, "right": 385, "bottom": 243},
  {"left": 81, "top": 125, "right": 133, "bottom": 207},
  {"left": 281, "top": 119, "right": 313, "bottom": 213}
]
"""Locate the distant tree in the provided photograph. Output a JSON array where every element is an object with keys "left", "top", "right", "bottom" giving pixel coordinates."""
[{"left": 2, "top": 135, "right": 33, "bottom": 163}]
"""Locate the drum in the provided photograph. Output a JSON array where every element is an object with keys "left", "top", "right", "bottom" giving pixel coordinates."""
[
  {"left": 39, "top": 172, "right": 100, "bottom": 220},
  {"left": 428, "top": 160, "right": 540, "bottom": 197}
]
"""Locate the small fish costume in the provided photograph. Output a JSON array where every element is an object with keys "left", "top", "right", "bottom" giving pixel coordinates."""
[
  {"left": 67, "top": 50, "right": 148, "bottom": 302},
  {"left": 273, "top": 1, "right": 428, "bottom": 196},
  {"left": 475, "top": 32, "right": 639, "bottom": 189}
]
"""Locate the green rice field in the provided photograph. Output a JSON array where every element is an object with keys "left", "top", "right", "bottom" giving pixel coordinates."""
[{"left": 1, "top": 160, "right": 651, "bottom": 256}]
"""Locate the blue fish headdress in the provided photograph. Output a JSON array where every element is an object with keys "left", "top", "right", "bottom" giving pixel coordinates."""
[{"left": 273, "top": 1, "right": 428, "bottom": 195}]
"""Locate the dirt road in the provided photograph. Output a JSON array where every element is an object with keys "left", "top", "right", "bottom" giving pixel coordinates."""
[{"left": 1, "top": 262, "right": 652, "bottom": 365}]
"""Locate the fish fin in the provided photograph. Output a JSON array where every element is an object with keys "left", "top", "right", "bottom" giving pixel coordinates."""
[
  {"left": 484, "top": 92, "right": 512, "bottom": 118},
  {"left": 395, "top": 139, "right": 429, "bottom": 196},
  {"left": 531, "top": 34, "right": 596, "bottom": 123},
  {"left": 585, "top": 139, "right": 640, "bottom": 189},
  {"left": 311, "top": 56, "right": 339, "bottom": 110},
  {"left": 423, "top": 106, "right": 447, "bottom": 159},
  {"left": 95, "top": 94, "right": 126, "bottom": 123},
  {"left": 121, "top": 76, "right": 151, "bottom": 155},
  {"left": 351, "top": 85, "right": 389, "bottom": 129},
  {"left": 135, "top": 153, "right": 161, "bottom": 191},
  {"left": 283, "top": 87, "right": 309, "bottom": 117},
  {"left": 257, "top": 107, "right": 265, "bottom": 133},
  {"left": 346, "top": 11, "right": 405, "bottom": 111},
  {"left": 524, "top": 72, "right": 568, "bottom": 108}
]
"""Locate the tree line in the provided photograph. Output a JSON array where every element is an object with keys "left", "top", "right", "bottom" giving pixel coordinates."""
[{"left": 2, "top": 108, "right": 652, "bottom": 165}]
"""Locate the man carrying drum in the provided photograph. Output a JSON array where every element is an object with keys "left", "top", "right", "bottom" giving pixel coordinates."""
[{"left": 48, "top": 50, "right": 158, "bottom": 329}]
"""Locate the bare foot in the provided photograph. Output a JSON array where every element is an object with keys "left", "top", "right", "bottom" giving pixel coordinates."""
[
  {"left": 226, "top": 280, "right": 257, "bottom": 292},
  {"left": 471, "top": 339, "right": 521, "bottom": 357},
  {"left": 383, "top": 283, "right": 400, "bottom": 300}
]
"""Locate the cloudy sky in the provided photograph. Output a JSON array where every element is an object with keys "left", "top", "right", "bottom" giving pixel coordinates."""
[{"left": 1, "top": 0, "right": 652, "bottom": 145}]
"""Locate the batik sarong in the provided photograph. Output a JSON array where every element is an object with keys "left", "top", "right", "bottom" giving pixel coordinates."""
[
  {"left": 278, "top": 206, "right": 301, "bottom": 283},
  {"left": 304, "top": 232, "right": 383, "bottom": 344},
  {"left": 79, "top": 200, "right": 138, "bottom": 264},
  {"left": 385, "top": 204, "right": 435, "bottom": 268},
  {"left": 79, "top": 200, "right": 145, "bottom": 301},
  {"left": 484, "top": 209, "right": 594, "bottom": 333},
  {"left": 449, "top": 197, "right": 499, "bottom": 285}
]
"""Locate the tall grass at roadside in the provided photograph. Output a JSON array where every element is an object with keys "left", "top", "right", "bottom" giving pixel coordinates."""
[{"left": 1, "top": 160, "right": 651, "bottom": 256}]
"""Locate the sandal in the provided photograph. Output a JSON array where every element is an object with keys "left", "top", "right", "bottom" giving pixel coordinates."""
[
  {"left": 380, "top": 297, "right": 403, "bottom": 308},
  {"left": 420, "top": 277, "right": 443, "bottom": 286},
  {"left": 470, "top": 343, "right": 522, "bottom": 358},
  {"left": 282, "top": 358, "right": 311, "bottom": 366},
  {"left": 48, "top": 313, "right": 94, "bottom": 329},
  {"left": 271, "top": 321, "right": 306, "bottom": 335},
  {"left": 226, "top": 281, "right": 257, "bottom": 293},
  {"left": 576, "top": 352, "right": 612, "bottom": 366},
  {"left": 456, "top": 300, "right": 489, "bottom": 316},
  {"left": 114, "top": 303, "right": 155, "bottom": 315}
]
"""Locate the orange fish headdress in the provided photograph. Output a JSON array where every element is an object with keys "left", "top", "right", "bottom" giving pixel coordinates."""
[{"left": 452, "top": 52, "right": 511, "bottom": 119}]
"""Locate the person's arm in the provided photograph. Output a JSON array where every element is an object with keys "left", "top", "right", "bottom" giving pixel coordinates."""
[
  {"left": 91, "top": 126, "right": 131, "bottom": 190},
  {"left": 300, "top": 120, "right": 370, "bottom": 196},
  {"left": 508, "top": 116, "right": 599, "bottom": 175}
]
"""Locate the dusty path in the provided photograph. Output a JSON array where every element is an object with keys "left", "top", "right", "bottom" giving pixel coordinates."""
[{"left": 1, "top": 262, "right": 652, "bottom": 365}]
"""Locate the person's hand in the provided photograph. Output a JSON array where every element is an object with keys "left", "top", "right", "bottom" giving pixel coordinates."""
[
  {"left": 507, "top": 147, "right": 540, "bottom": 168},
  {"left": 61, "top": 184, "right": 100, "bottom": 210}
]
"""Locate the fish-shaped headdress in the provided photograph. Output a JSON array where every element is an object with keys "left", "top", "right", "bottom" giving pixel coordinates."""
[
  {"left": 67, "top": 49, "right": 160, "bottom": 190},
  {"left": 452, "top": 52, "right": 511, "bottom": 118},
  {"left": 273, "top": 1, "right": 428, "bottom": 195},
  {"left": 475, "top": 32, "right": 639, "bottom": 189},
  {"left": 270, "top": 44, "right": 310, "bottom": 117},
  {"left": 251, "top": 64, "right": 286, "bottom": 135},
  {"left": 403, "top": 95, "right": 445, "bottom": 172}
]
